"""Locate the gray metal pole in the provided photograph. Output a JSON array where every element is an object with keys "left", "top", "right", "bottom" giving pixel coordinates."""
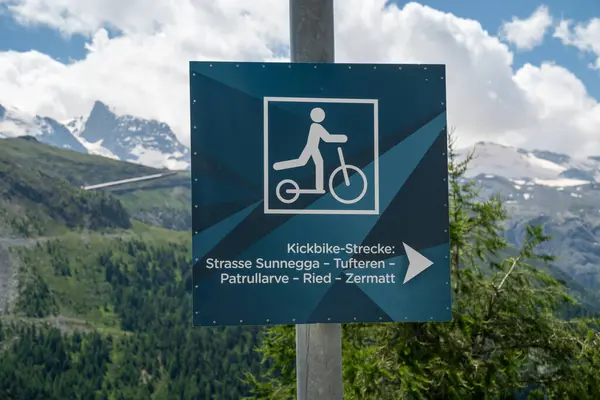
[
  {"left": 289, "top": 1, "right": 343, "bottom": 400},
  {"left": 290, "top": 0, "right": 335, "bottom": 63}
]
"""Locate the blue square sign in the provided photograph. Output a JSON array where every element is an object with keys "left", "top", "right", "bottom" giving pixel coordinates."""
[{"left": 190, "top": 62, "right": 451, "bottom": 327}]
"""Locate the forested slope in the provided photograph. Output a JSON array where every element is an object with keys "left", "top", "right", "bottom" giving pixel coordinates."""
[
  {"left": 0, "top": 138, "right": 263, "bottom": 398},
  {"left": 1, "top": 233, "right": 264, "bottom": 399}
]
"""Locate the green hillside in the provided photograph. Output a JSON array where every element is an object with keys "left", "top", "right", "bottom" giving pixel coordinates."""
[
  {"left": 0, "top": 138, "right": 598, "bottom": 399},
  {"left": 0, "top": 137, "right": 190, "bottom": 233},
  {"left": 0, "top": 147, "right": 132, "bottom": 237},
  {"left": 0, "top": 139, "right": 261, "bottom": 398},
  {"left": 0, "top": 136, "right": 160, "bottom": 186}
]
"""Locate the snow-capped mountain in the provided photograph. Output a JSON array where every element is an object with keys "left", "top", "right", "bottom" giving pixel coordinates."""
[
  {"left": 455, "top": 142, "right": 600, "bottom": 225},
  {"left": 0, "top": 104, "right": 88, "bottom": 153},
  {"left": 457, "top": 142, "right": 600, "bottom": 186},
  {"left": 456, "top": 142, "right": 600, "bottom": 295},
  {"left": 64, "top": 101, "right": 190, "bottom": 170},
  {"left": 0, "top": 101, "right": 190, "bottom": 170}
]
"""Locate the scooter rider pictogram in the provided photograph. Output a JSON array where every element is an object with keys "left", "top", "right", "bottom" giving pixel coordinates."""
[{"left": 273, "top": 107, "right": 368, "bottom": 205}]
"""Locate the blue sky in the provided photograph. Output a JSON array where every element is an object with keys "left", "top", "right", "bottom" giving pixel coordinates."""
[
  {"left": 0, "top": 0, "right": 599, "bottom": 155},
  {"left": 0, "top": 1, "right": 597, "bottom": 98},
  {"left": 0, "top": 5, "right": 114, "bottom": 62},
  {"left": 397, "top": 0, "right": 600, "bottom": 98},
  {"left": 1, "top": 0, "right": 598, "bottom": 97}
]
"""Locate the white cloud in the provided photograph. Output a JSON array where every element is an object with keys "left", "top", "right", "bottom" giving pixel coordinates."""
[
  {"left": 499, "top": 5, "right": 553, "bottom": 51},
  {"left": 511, "top": 62, "right": 600, "bottom": 156},
  {"left": 554, "top": 18, "right": 600, "bottom": 69},
  {"left": 0, "top": 0, "right": 599, "bottom": 157}
]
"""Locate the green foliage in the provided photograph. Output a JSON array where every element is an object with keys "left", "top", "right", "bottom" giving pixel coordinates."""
[
  {"left": 245, "top": 135, "right": 600, "bottom": 399},
  {"left": 1, "top": 233, "right": 265, "bottom": 399},
  {"left": 0, "top": 324, "right": 112, "bottom": 400},
  {"left": 15, "top": 268, "right": 59, "bottom": 318}
]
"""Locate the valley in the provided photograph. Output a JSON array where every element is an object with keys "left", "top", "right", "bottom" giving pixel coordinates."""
[{"left": 0, "top": 128, "right": 599, "bottom": 398}]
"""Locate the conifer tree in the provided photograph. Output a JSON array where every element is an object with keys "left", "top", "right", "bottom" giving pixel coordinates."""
[{"left": 244, "top": 132, "right": 600, "bottom": 399}]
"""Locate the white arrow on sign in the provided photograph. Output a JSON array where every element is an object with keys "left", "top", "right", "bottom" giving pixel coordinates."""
[{"left": 402, "top": 242, "right": 434, "bottom": 284}]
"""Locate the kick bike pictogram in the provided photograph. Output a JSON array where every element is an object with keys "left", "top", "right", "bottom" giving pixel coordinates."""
[{"left": 272, "top": 107, "right": 368, "bottom": 205}]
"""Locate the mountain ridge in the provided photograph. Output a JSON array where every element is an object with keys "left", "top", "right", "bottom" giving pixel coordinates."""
[
  {"left": 455, "top": 142, "right": 600, "bottom": 294},
  {"left": 0, "top": 101, "right": 190, "bottom": 170},
  {"left": 2, "top": 100, "right": 599, "bottom": 179},
  {"left": 1, "top": 104, "right": 599, "bottom": 294},
  {"left": 457, "top": 141, "right": 600, "bottom": 185}
]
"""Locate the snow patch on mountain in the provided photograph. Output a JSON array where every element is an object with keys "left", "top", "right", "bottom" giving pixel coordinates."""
[
  {"left": 62, "top": 114, "right": 120, "bottom": 160},
  {"left": 531, "top": 178, "right": 590, "bottom": 187},
  {"left": 77, "top": 137, "right": 120, "bottom": 160},
  {"left": 129, "top": 145, "right": 190, "bottom": 170},
  {"left": 64, "top": 116, "right": 85, "bottom": 137},
  {"left": 525, "top": 153, "right": 566, "bottom": 174},
  {"left": 458, "top": 142, "right": 600, "bottom": 185}
]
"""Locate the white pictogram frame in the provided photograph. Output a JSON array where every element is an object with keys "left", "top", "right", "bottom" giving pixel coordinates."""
[{"left": 263, "top": 96, "right": 379, "bottom": 215}]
